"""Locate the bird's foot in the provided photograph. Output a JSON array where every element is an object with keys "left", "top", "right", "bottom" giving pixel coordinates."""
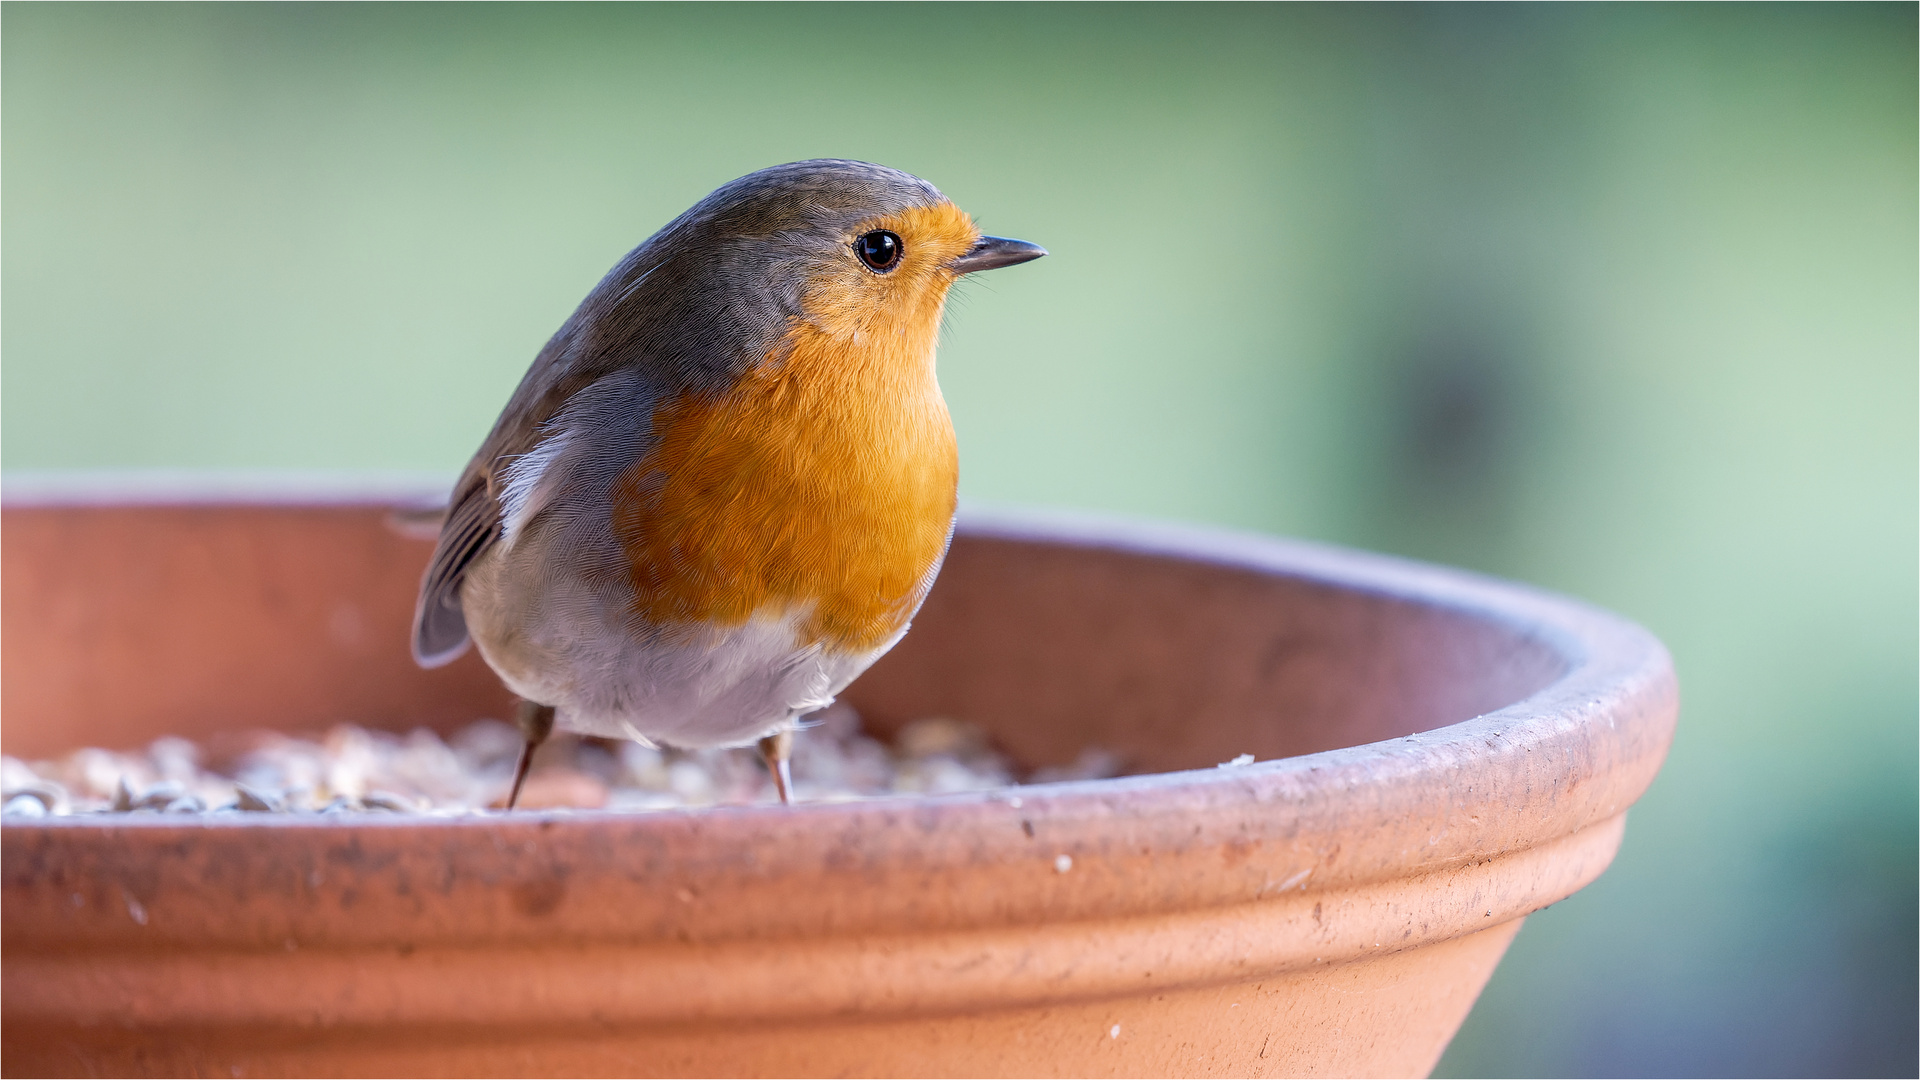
[
  {"left": 759, "top": 730, "right": 795, "bottom": 805},
  {"left": 506, "top": 700, "right": 556, "bottom": 810}
]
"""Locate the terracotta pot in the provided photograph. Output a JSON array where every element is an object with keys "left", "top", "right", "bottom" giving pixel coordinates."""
[{"left": 0, "top": 496, "right": 1675, "bottom": 1078}]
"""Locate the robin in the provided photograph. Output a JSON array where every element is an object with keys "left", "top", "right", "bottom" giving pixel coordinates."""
[{"left": 411, "top": 159, "right": 1045, "bottom": 808}]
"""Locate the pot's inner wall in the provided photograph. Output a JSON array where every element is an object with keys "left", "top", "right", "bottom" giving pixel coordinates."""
[
  {"left": 848, "top": 535, "right": 1567, "bottom": 772},
  {"left": 3, "top": 506, "right": 517, "bottom": 760},
  {"left": 1, "top": 506, "right": 1565, "bottom": 770}
]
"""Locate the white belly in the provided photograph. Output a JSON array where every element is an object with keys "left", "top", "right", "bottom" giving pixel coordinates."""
[
  {"left": 461, "top": 512, "right": 901, "bottom": 749},
  {"left": 456, "top": 367, "right": 921, "bottom": 748}
]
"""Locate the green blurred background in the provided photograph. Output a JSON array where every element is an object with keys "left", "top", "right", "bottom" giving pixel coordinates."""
[{"left": 5, "top": 4, "right": 1913, "bottom": 1075}]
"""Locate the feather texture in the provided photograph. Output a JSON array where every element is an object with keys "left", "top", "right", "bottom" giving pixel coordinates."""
[{"left": 410, "top": 160, "right": 1034, "bottom": 749}]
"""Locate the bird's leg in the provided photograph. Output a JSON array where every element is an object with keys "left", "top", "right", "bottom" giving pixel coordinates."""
[
  {"left": 758, "top": 730, "right": 795, "bottom": 805},
  {"left": 506, "top": 700, "right": 556, "bottom": 810}
]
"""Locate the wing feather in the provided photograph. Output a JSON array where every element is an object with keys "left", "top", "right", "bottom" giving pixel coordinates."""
[
  {"left": 405, "top": 212, "right": 766, "bottom": 670},
  {"left": 411, "top": 475, "right": 500, "bottom": 667}
]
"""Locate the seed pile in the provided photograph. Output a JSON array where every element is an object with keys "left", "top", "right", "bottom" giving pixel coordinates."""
[{"left": 0, "top": 704, "right": 1124, "bottom": 817}]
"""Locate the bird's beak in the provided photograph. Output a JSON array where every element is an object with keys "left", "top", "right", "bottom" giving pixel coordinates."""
[{"left": 949, "top": 235, "right": 1047, "bottom": 274}]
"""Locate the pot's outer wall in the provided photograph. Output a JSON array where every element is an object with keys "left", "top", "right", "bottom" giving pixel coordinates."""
[{"left": 1, "top": 502, "right": 1677, "bottom": 1079}]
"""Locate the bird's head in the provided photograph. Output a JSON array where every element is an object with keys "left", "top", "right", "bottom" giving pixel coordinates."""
[{"left": 579, "top": 160, "right": 1044, "bottom": 383}]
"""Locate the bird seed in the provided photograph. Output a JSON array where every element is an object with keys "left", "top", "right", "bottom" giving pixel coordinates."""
[{"left": 0, "top": 703, "right": 1122, "bottom": 817}]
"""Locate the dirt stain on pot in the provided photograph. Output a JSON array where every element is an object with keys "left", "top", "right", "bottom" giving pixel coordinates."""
[{"left": 511, "top": 876, "right": 568, "bottom": 917}]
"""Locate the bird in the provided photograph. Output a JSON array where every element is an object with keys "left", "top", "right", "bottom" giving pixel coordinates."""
[{"left": 410, "top": 159, "right": 1045, "bottom": 808}]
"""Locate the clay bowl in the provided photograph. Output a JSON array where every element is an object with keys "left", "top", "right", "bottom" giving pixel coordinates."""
[{"left": 0, "top": 495, "right": 1676, "bottom": 1078}]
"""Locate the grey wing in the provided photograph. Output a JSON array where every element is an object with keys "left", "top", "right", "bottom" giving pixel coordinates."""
[
  {"left": 410, "top": 317, "right": 583, "bottom": 670},
  {"left": 411, "top": 474, "right": 501, "bottom": 667},
  {"left": 405, "top": 233, "right": 694, "bottom": 668}
]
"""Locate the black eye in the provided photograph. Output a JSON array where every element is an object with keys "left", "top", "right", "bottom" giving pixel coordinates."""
[{"left": 855, "top": 230, "right": 902, "bottom": 272}]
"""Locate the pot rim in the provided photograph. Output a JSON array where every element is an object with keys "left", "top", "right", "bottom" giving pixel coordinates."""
[{"left": 3, "top": 499, "right": 1676, "bottom": 951}]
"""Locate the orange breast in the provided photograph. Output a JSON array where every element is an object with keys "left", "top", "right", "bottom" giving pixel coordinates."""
[{"left": 609, "top": 316, "right": 958, "bottom": 654}]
